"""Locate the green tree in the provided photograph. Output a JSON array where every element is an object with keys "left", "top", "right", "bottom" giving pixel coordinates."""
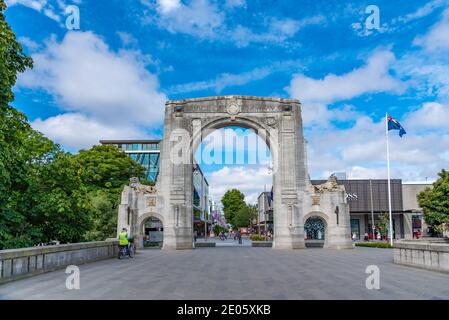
[
  {"left": 0, "top": 0, "right": 33, "bottom": 104},
  {"left": 75, "top": 144, "right": 145, "bottom": 191},
  {"left": 221, "top": 189, "right": 246, "bottom": 226},
  {"left": 0, "top": 3, "right": 149, "bottom": 247},
  {"left": 73, "top": 145, "right": 146, "bottom": 241},
  {"left": 84, "top": 190, "right": 118, "bottom": 241},
  {"left": 233, "top": 204, "right": 257, "bottom": 228},
  {"left": 0, "top": 0, "right": 58, "bottom": 248},
  {"left": 418, "top": 169, "right": 449, "bottom": 230},
  {"left": 213, "top": 224, "right": 226, "bottom": 235},
  {"left": 377, "top": 213, "right": 389, "bottom": 239},
  {"left": 27, "top": 153, "right": 93, "bottom": 244}
]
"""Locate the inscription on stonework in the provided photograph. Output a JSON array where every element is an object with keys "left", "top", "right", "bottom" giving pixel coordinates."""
[{"left": 147, "top": 197, "right": 157, "bottom": 207}]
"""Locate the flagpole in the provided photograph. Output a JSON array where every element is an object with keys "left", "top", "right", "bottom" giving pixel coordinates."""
[{"left": 386, "top": 113, "right": 394, "bottom": 246}]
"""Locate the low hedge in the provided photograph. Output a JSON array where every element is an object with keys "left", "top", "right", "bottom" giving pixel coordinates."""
[
  {"left": 249, "top": 234, "right": 268, "bottom": 241},
  {"left": 355, "top": 242, "right": 392, "bottom": 249}
]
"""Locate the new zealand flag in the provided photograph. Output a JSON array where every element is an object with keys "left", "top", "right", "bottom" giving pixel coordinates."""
[{"left": 387, "top": 115, "right": 406, "bottom": 137}]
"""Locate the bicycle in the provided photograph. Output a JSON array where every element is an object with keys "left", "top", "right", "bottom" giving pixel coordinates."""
[{"left": 118, "top": 243, "right": 133, "bottom": 259}]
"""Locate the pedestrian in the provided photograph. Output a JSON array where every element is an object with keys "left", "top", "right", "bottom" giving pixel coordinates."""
[
  {"left": 237, "top": 230, "right": 242, "bottom": 244},
  {"left": 364, "top": 232, "right": 369, "bottom": 241},
  {"left": 352, "top": 233, "right": 357, "bottom": 241},
  {"left": 193, "top": 230, "right": 197, "bottom": 242}
]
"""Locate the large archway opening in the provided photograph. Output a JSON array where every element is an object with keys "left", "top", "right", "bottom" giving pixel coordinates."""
[
  {"left": 304, "top": 216, "right": 326, "bottom": 248},
  {"left": 192, "top": 120, "right": 275, "bottom": 246},
  {"left": 142, "top": 216, "right": 164, "bottom": 249}
]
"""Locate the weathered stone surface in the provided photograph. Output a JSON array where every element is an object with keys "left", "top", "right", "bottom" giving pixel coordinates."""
[
  {"left": 117, "top": 96, "right": 352, "bottom": 250},
  {"left": 2, "top": 247, "right": 449, "bottom": 300},
  {"left": 394, "top": 240, "right": 449, "bottom": 273},
  {"left": 0, "top": 240, "right": 118, "bottom": 283}
]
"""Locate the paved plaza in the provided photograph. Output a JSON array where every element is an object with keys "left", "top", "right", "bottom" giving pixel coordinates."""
[{"left": 1, "top": 246, "right": 448, "bottom": 300}]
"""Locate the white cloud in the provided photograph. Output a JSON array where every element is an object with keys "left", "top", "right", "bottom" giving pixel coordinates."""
[
  {"left": 305, "top": 104, "right": 449, "bottom": 182},
  {"left": 18, "top": 36, "right": 40, "bottom": 51},
  {"left": 6, "top": 0, "right": 63, "bottom": 22},
  {"left": 404, "top": 102, "right": 449, "bottom": 130},
  {"left": 288, "top": 49, "right": 404, "bottom": 104},
  {"left": 170, "top": 60, "right": 302, "bottom": 94},
  {"left": 398, "top": 0, "right": 449, "bottom": 23},
  {"left": 116, "top": 31, "right": 138, "bottom": 47},
  {"left": 225, "top": 0, "right": 245, "bottom": 8},
  {"left": 31, "top": 113, "right": 147, "bottom": 150},
  {"left": 142, "top": 0, "right": 323, "bottom": 47},
  {"left": 413, "top": 8, "right": 449, "bottom": 52},
  {"left": 145, "top": 0, "right": 224, "bottom": 39},
  {"left": 18, "top": 31, "right": 166, "bottom": 126},
  {"left": 229, "top": 16, "right": 324, "bottom": 47},
  {"left": 6, "top": 0, "right": 46, "bottom": 11},
  {"left": 287, "top": 41, "right": 449, "bottom": 182},
  {"left": 157, "top": 0, "right": 181, "bottom": 13},
  {"left": 207, "top": 166, "right": 272, "bottom": 205},
  {"left": 394, "top": 53, "right": 449, "bottom": 101},
  {"left": 17, "top": 31, "right": 167, "bottom": 150}
]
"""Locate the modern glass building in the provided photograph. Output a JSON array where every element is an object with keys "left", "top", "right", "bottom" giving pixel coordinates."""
[{"left": 99, "top": 140, "right": 161, "bottom": 182}]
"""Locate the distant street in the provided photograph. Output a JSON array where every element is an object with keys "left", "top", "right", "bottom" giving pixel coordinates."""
[{"left": 195, "top": 236, "right": 252, "bottom": 246}]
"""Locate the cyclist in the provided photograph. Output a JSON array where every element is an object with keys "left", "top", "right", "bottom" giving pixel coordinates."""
[{"left": 118, "top": 227, "right": 133, "bottom": 258}]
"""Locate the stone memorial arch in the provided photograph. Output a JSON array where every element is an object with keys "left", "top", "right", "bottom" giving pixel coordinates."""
[{"left": 117, "top": 96, "right": 353, "bottom": 250}]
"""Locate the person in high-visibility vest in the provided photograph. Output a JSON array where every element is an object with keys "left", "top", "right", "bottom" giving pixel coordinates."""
[{"left": 118, "top": 228, "right": 132, "bottom": 258}]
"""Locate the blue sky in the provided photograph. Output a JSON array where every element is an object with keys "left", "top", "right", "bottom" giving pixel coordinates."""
[{"left": 5, "top": 0, "right": 449, "bottom": 203}]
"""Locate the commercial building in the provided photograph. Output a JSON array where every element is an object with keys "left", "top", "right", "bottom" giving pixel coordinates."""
[
  {"left": 257, "top": 191, "right": 273, "bottom": 233},
  {"left": 310, "top": 179, "right": 432, "bottom": 240},
  {"left": 192, "top": 163, "right": 210, "bottom": 237}
]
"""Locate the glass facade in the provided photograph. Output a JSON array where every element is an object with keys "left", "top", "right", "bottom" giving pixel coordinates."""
[
  {"left": 114, "top": 143, "right": 160, "bottom": 152},
  {"left": 350, "top": 219, "right": 360, "bottom": 239},
  {"left": 107, "top": 142, "right": 160, "bottom": 182},
  {"left": 127, "top": 152, "right": 160, "bottom": 182}
]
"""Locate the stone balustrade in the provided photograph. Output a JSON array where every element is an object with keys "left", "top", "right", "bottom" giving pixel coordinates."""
[
  {"left": 0, "top": 240, "right": 118, "bottom": 283},
  {"left": 394, "top": 239, "right": 449, "bottom": 273}
]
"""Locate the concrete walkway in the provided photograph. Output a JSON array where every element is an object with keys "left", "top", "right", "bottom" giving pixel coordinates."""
[{"left": 0, "top": 247, "right": 448, "bottom": 300}]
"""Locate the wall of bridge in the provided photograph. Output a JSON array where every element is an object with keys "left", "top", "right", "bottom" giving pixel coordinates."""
[{"left": 0, "top": 240, "right": 118, "bottom": 283}]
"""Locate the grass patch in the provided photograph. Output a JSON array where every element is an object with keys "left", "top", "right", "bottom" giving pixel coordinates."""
[{"left": 355, "top": 242, "right": 392, "bottom": 249}]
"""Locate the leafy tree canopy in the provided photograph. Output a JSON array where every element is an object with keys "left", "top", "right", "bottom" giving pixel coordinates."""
[
  {"left": 221, "top": 189, "right": 246, "bottom": 225},
  {"left": 75, "top": 144, "right": 146, "bottom": 191},
  {"left": 418, "top": 169, "right": 449, "bottom": 228},
  {"left": 233, "top": 204, "right": 257, "bottom": 228},
  {"left": 0, "top": 3, "right": 148, "bottom": 247}
]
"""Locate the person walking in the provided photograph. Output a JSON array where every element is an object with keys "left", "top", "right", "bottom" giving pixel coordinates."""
[
  {"left": 193, "top": 230, "right": 198, "bottom": 242},
  {"left": 237, "top": 230, "right": 242, "bottom": 244}
]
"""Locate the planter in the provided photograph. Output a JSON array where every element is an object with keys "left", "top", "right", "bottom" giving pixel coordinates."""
[
  {"left": 252, "top": 241, "right": 272, "bottom": 247},
  {"left": 194, "top": 242, "right": 216, "bottom": 248}
]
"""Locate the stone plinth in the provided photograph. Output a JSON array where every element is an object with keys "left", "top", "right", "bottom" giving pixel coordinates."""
[{"left": 394, "top": 239, "right": 449, "bottom": 273}]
